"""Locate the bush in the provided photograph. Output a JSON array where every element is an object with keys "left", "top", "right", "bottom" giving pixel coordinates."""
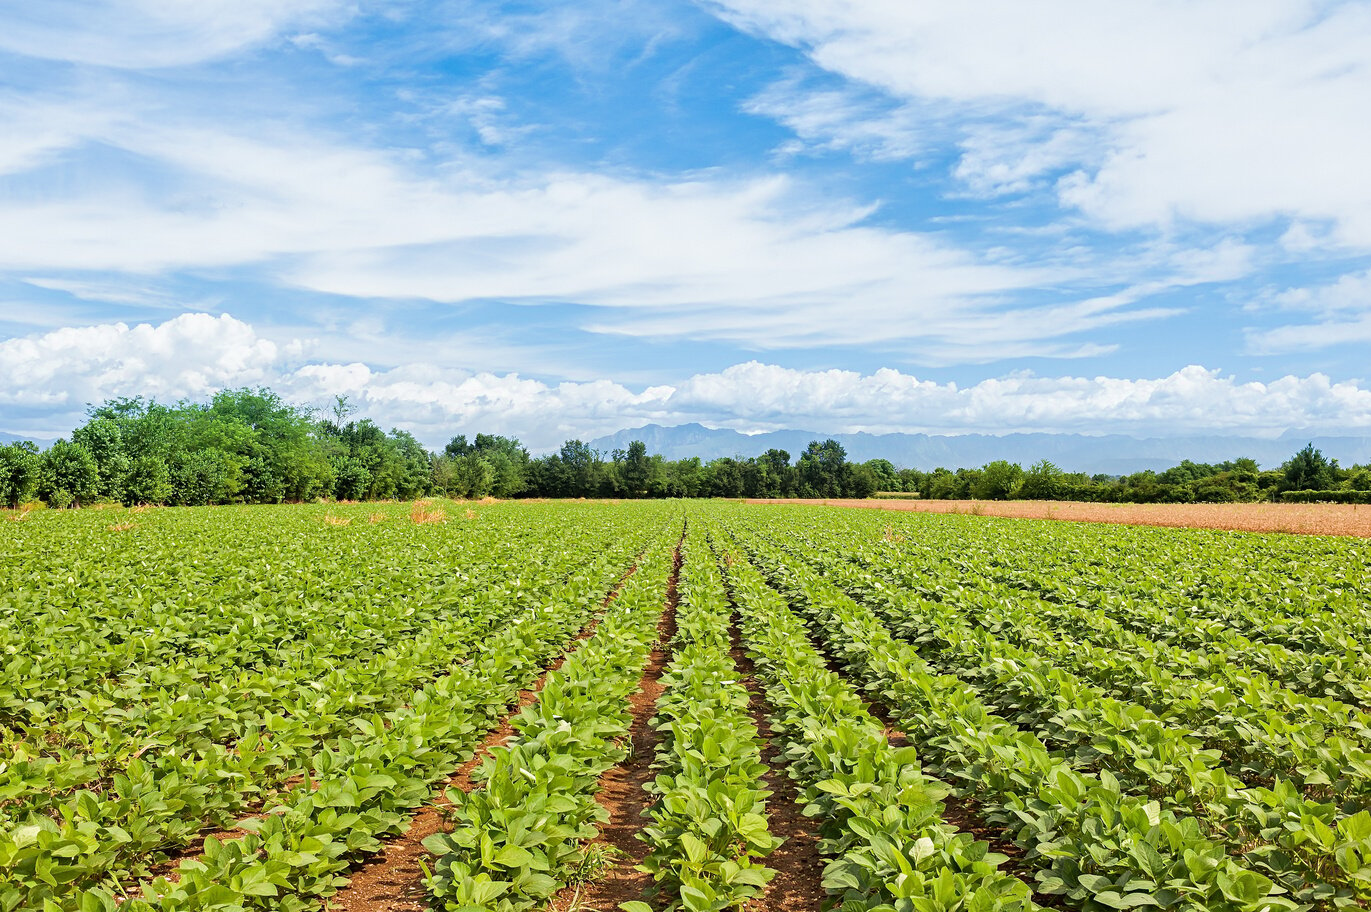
[{"left": 1280, "top": 490, "right": 1371, "bottom": 504}]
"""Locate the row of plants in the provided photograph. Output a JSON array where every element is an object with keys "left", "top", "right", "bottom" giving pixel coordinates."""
[
  {"left": 733, "top": 525, "right": 1371, "bottom": 909},
  {"left": 0, "top": 504, "right": 569, "bottom": 719},
  {"left": 706, "top": 522, "right": 1039, "bottom": 912},
  {"left": 422, "top": 530, "right": 679, "bottom": 911},
  {"left": 930, "top": 519, "right": 1371, "bottom": 670},
  {"left": 1280, "top": 490, "right": 1371, "bottom": 504},
  {"left": 790, "top": 509, "right": 1371, "bottom": 707},
  {"left": 1, "top": 505, "right": 681, "bottom": 910},
  {"left": 630, "top": 531, "right": 780, "bottom": 912},
  {"left": 807, "top": 531, "right": 1371, "bottom": 806},
  {"left": 0, "top": 509, "right": 648, "bottom": 880},
  {"left": 709, "top": 515, "right": 1302, "bottom": 912}
]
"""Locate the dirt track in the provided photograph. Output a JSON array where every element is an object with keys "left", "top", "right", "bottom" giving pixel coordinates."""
[{"left": 746, "top": 498, "right": 1371, "bottom": 538}]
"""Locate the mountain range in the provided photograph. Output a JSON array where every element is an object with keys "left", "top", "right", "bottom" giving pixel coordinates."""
[{"left": 588, "top": 424, "right": 1371, "bottom": 475}]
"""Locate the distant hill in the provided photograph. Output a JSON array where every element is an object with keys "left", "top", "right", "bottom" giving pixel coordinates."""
[
  {"left": 0, "top": 431, "right": 54, "bottom": 449},
  {"left": 589, "top": 423, "right": 1371, "bottom": 475}
]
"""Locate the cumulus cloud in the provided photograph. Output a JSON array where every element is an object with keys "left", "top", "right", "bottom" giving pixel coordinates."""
[
  {"left": 0, "top": 313, "right": 294, "bottom": 408},
  {"left": 712, "top": 0, "right": 1371, "bottom": 246},
  {"left": 5, "top": 313, "right": 1371, "bottom": 447}
]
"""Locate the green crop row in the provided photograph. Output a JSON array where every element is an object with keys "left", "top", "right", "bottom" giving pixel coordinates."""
[
  {"left": 1, "top": 507, "right": 680, "bottom": 912},
  {"left": 629, "top": 532, "right": 779, "bottom": 912},
  {"left": 805, "top": 536, "right": 1371, "bottom": 809},
  {"left": 423, "top": 529, "right": 678, "bottom": 912},
  {"left": 731, "top": 525, "right": 1371, "bottom": 909},
  {"left": 707, "top": 523, "right": 1037, "bottom": 912},
  {"left": 706, "top": 516, "right": 1299, "bottom": 912}
]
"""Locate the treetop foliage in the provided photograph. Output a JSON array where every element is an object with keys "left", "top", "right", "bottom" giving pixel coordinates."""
[{"left": 1, "top": 389, "right": 1362, "bottom": 507}]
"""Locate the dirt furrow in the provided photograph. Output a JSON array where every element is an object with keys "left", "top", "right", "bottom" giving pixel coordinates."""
[
  {"left": 727, "top": 619, "right": 829, "bottom": 912},
  {"left": 546, "top": 538, "right": 682, "bottom": 912},
  {"left": 322, "top": 558, "right": 643, "bottom": 911}
]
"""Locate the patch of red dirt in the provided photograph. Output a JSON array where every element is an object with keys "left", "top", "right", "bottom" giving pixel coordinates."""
[
  {"left": 546, "top": 539, "right": 681, "bottom": 912},
  {"left": 728, "top": 621, "right": 828, "bottom": 912},
  {"left": 748, "top": 498, "right": 1371, "bottom": 538}
]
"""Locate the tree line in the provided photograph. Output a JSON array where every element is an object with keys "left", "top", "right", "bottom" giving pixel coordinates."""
[
  {"left": 874, "top": 445, "right": 1370, "bottom": 504},
  {"left": 0, "top": 389, "right": 878, "bottom": 508},
  {"left": 0, "top": 387, "right": 1364, "bottom": 507}
]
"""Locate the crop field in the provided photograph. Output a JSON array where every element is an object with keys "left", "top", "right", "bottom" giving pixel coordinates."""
[{"left": 2, "top": 501, "right": 1371, "bottom": 912}]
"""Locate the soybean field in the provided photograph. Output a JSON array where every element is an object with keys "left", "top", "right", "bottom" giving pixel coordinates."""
[{"left": 2, "top": 500, "right": 1370, "bottom": 912}]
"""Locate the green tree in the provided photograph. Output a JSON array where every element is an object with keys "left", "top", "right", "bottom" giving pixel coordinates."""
[
  {"left": 620, "top": 440, "right": 652, "bottom": 497},
  {"left": 0, "top": 442, "right": 40, "bottom": 508},
  {"left": 559, "top": 440, "right": 602, "bottom": 497},
  {"left": 972, "top": 460, "right": 1022, "bottom": 500},
  {"left": 450, "top": 454, "right": 495, "bottom": 498},
  {"left": 1283, "top": 443, "right": 1335, "bottom": 490},
  {"left": 797, "top": 439, "right": 847, "bottom": 497},
  {"left": 333, "top": 456, "right": 372, "bottom": 500},
  {"left": 73, "top": 417, "right": 130, "bottom": 502},
  {"left": 39, "top": 440, "right": 99, "bottom": 508},
  {"left": 842, "top": 462, "right": 880, "bottom": 498},
  {"left": 124, "top": 455, "right": 172, "bottom": 505},
  {"left": 1019, "top": 459, "right": 1063, "bottom": 500},
  {"left": 862, "top": 459, "right": 898, "bottom": 492}
]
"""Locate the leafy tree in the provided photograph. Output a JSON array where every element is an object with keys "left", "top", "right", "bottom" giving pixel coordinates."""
[
  {"left": 707, "top": 457, "right": 746, "bottom": 498},
  {"left": 0, "top": 442, "right": 40, "bottom": 508},
  {"left": 124, "top": 455, "right": 172, "bottom": 505},
  {"left": 1283, "top": 443, "right": 1335, "bottom": 491},
  {"left": 620, "top": 440, "right": 653, "bottom": 497},
  {"left": 450, "top": 454, "right": 496, "bottom": 498},
  {"left": 972, "top": 460, "right": 1022, "bottom": 500},
  {"left": 333, "top": 456, "right": 372, "bottom": 500},
  {"left": 797, "top": 439, "right": 847, "bottom": 497},
  {"left": 862, "top": 459, "right": 898, "bottom": 492},
  {"left": 842, "top": 462, "right": 880, "bottom": 498},
  {"left": 1019, "top": 459, "right": 1063, "bottom": 500},
  {"left": 39, "top": 440, "right": 99, "bottom": 507},
  {"left": 73, "top": 417, "right": 130, "bottom": 502},
  {"left": 559, "top": 440, "right": 602, "bottom": 497},
  {"left": 172, "top": 449, "right": 238, "bottom": 506},
  {"left": 926, "top": 468, "right": 959, "bottom": 499},
  {"left": 471, "top": 434, "right": 530, "bottom": 497}
]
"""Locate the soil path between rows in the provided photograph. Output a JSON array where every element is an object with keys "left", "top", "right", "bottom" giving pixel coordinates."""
[
  {"left": 322, "top": 558, "right": 643, "bottom": 912},
  {"left": 747, "top": 498, "right": 1371, "bottom": 538},
  {"left": 545, "top": 534, "right": 682, "bottom": 912},
  {"left": 726, "top": 618, "right": 829, "bottom": 912}
]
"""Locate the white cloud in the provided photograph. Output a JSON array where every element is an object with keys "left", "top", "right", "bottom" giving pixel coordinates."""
[
  {"left": 0, "top": 313, "right": 291, "bottom": 409},
  {"left": 0, "top": 101, "right": 1170, "bottom": 358},
  {"left": 0, "top": 1, "right": 349, "bottom": 68},
  {"left": 1245, "top": 269, "right": 1371, "bottom": 353},
  {"left": 711, "top": 1, "right": 1371, "bottom": 246},
  {"left": 5, "top": 312, "right": 1371, "bottom": 447}
]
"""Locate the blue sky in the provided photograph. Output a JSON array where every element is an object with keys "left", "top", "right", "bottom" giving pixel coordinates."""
[{"left": 3, "top": 0, "right": 1371, "bottom": 449}]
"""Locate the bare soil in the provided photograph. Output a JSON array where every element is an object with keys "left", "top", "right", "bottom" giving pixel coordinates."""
[
  {"left": 545, "top": 541, "right": 681, "bottom": 912},
  {"left": 727, "top": 620, "right": 829, "bottom": 912},
  {"left": 315, "top": 558, "right": 642, "bottom": 912},
  {"left": 748, "top": 498, "right": 1371, "bottom": 537}
]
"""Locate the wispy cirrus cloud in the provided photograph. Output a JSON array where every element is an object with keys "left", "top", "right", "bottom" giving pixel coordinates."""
[
  {"left": 713, "top": 0, "right": 1371, "bottom": 245},
  {"left": 0, "top": 0, "right": 351, "bottom": 68}
]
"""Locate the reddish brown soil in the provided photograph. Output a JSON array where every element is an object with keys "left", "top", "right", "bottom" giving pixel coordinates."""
[
  {"left": 748, "top": 498, "right": 1371, "bottom": 537},
  {"left": 309, "top": 559, "right": 642, "bottom": 912},
  {"left": 728, "top": 621, "right": 829, "bottom": 912},
  {"left": 546, "top": 539, "right": 682, "bottom": 912}
]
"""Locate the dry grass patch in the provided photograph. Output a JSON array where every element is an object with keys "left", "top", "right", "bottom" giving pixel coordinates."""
[
  {"left": 323, "top": 514, "right": 352, "bottom": 527},
  {"left": 410, "top": 500, "right": 448, "bottom": 524},
  {"left": 107, "top": 522, "right": 137, "bottom": 532}
]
